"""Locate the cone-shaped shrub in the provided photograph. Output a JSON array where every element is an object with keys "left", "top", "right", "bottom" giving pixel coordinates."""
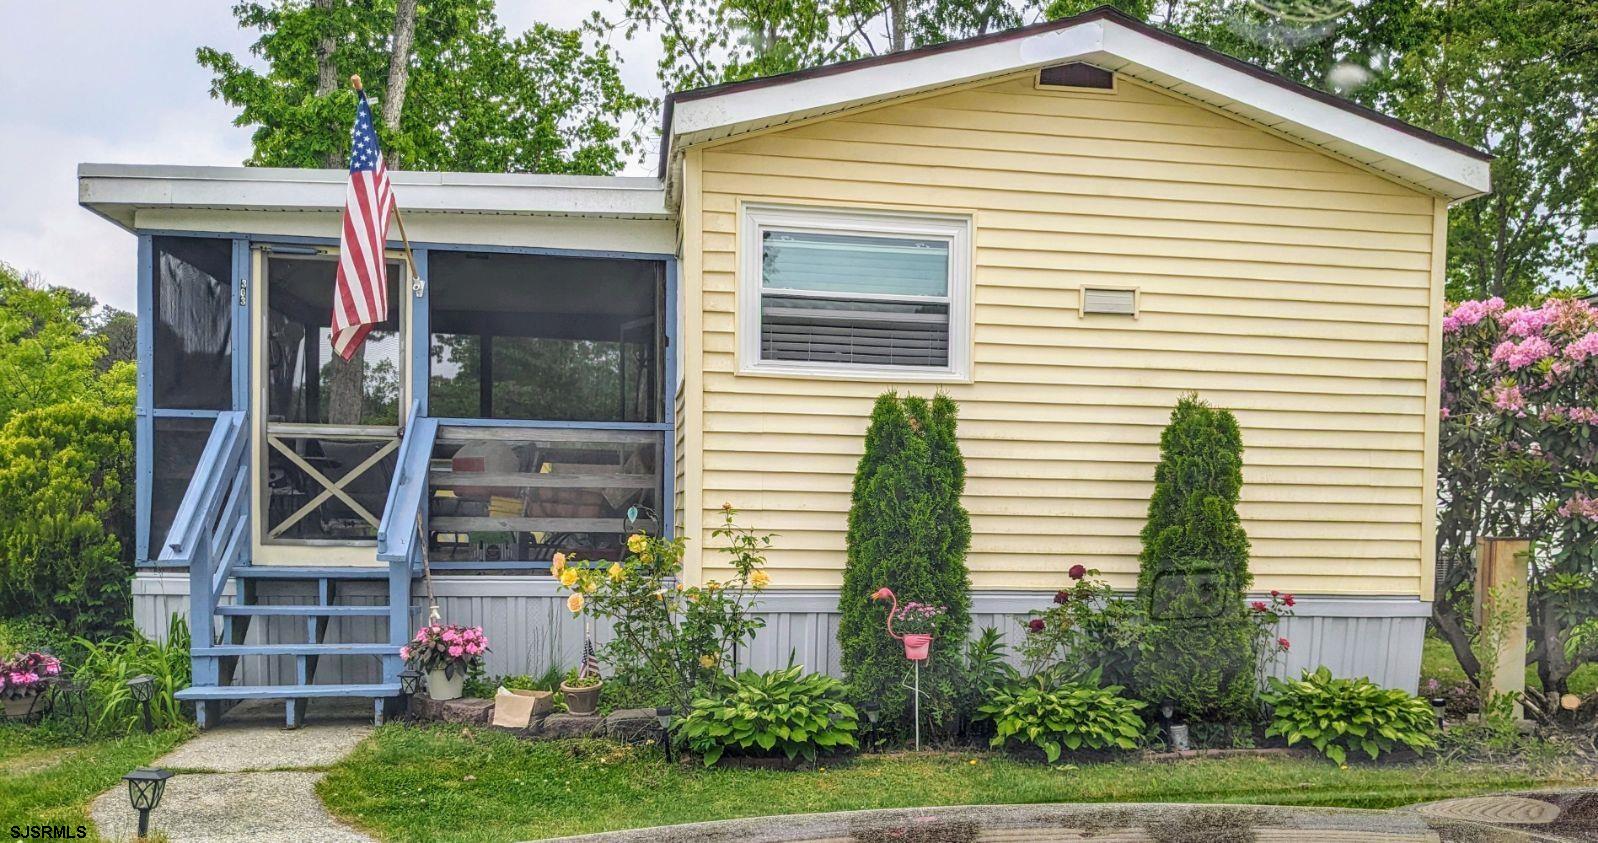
[
  {"left": 1133, "top": 394, "right": 1257, "bottom": 722},
  {"left": 838, "top": 393, "right": 972, "bottom": 735}
]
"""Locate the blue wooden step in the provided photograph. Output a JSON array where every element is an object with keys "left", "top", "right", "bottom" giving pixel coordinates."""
[
  {"left": 231, "top": 566, "right": 390, "bottom": 580},
  {"left": 193, "top": 644, "right": 398, "bottom": 657},
  {"left": 177, "top": 683, "right": 401, "bottom": 701},
  {"left": 216, "top": 604, "right": 390, "bottom": 617}
]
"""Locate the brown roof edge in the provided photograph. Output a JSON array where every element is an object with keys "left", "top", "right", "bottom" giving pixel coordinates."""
[{"left": 655, "top": 5, "right": 1491, "bottom": 179}]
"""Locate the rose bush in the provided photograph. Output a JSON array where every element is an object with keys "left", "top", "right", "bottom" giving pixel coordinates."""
[{"left": 1437, "top": 296, "right": 1598, "bottom": 707}]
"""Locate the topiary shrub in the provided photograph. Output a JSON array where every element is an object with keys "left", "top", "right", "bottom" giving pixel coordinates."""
[
  {"left": 838, "top": 393, "right": 972, "bottom": 737},
  {"left": 1263, "top": 667, "right": 1438, "bottom": 763},
  {"left": 1132, "top": 394, "right": 1257, "bottom": 723}
]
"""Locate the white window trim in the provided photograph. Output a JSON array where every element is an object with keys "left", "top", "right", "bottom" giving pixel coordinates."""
[{"left": 738, "top": 203, "right": 973, "bottom": 382}]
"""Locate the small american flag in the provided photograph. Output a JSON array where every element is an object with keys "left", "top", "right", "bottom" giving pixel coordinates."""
[
  {"left": 331, "top": 88, "right": 394, "bottom": 361},
  {"left": 580, "top": 635, "right": 601, "bottom": 679}
]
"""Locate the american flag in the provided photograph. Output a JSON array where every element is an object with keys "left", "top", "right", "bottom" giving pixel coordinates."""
[
  {"left": 331, "top": 88, "right": 394, "bottom": 361},
  {"left": 580, "top": 634, "right": 601, "bottom": 679}
]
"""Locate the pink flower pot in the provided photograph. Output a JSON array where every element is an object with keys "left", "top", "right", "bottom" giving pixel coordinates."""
[{"left": 903, "top": 634, "right": 932, "bottom": 661}]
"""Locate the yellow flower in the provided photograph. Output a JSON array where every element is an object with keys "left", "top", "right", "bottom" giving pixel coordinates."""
[
  {"left": 675, "top": 582, "right": 685, "bottom": 591},
  {"left": 551, "top": 552, "right": 566, "bottom": 577},
  {"left": 750, "top": 570, "right": 771, "bottom": 589},
  {"left": 559, "top": 568, "right": 579, "bottom": 588},
  {"left": 655, "top": 589, "right": 667, "bottom": 601},
  {"left": 698, "top": 653, "right": 718, "bottom": 668},
  {"left": 626, "top": 533, "right": 648, "bottom": 554},
  {"left": 607, "top": 563, "right": 625, "bottom": 583},
  {"left": 705, "top": 579, "right": 720, "bottom": 591},
  {"left": 566, "top": 592, "right": 585, "bottom": 614}
]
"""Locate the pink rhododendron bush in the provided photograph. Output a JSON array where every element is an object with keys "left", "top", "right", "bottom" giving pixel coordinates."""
[{"left": 1437, "top": 296, "right": 1598, "bottom": 710}]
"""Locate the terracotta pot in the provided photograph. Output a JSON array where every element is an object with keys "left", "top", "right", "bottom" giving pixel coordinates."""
[
  {"left": 561, "top": 680, "right": 603, "bottom": 715},
  {"left": 903, "top": 633, "right": 932, "bottom": 661},
  {"left": 3, "top": 692, "right": 40, "bottom": 719},
  {"left": 427, "top": 667, "right": 466, "bottom": 701}
]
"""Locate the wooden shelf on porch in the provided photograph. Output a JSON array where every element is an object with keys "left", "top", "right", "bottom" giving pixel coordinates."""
[
  {"left": 429, "top": 516, "right": 657, "bottom": 533},
  {"left": 427, "top": 471, "right": 655, "bottom": 489}
]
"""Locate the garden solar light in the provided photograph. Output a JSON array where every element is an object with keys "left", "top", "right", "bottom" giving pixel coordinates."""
[
  {"left": 1431, "top": 697, "right": 1448, "bottom": 730},
  {"left": 122, "top": 767, "right": 171, "bottom": 838},
  {"left": 399, "top": 668, "right": 422, "bottom": 695},
  {"left": 127, "top": 674, "right": 156, "bottom": 733},
  {"left": 862, "top": 700, "right": 880, "bottom": 725},
  {"left": 655, "top": 707, "right": 675, "bottom": 764}
]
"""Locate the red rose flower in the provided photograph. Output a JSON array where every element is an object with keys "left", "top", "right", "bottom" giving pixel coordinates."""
[
  {"left": 1053, "top": 590, "right": 1071, "bottom": 605},
  {"left": 1027, "top": 618, "right": 1046, "bottom": 634},
  {"left": 1068, "top": 564, "right": 1087, "bottom": 580},
  {"left": 1270, "top": 589, "right": 1280, "bottom": 597},
  {"left": 1250, "top": 601, "right": 1268, "bottom": 612},
  {"left": 1277, "top": 637, "right": 1290, "bottom": 650},
  {"left": 1283, "top": 594, "right": 1295, "bottom": 607}
]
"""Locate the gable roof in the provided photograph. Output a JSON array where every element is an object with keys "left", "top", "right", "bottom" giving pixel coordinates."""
[{"left": 659, "top": 6, "right": 1490, "bottom": 202}]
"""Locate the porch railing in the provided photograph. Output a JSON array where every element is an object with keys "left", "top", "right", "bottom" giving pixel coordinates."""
[
  {"left": 158, "top": 411, "right": 249, "bottom": 683},
  {"left": 377, "top": 400, "right": 437, "bottom": 570}
]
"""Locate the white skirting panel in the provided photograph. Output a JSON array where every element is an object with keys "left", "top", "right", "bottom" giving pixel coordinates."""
[{"left": 133, "top": 575, "right": 1430, "bottom": 692}]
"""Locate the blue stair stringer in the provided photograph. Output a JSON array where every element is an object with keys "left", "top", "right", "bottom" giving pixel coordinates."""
[{"left": 162, "top": 411, "right": 416, "bottom": 729}]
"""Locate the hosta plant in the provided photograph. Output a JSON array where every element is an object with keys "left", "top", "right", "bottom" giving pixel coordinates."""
[
  {"left": 1263, "top": 667, "right": 1438, "bottom": 764},
  {"left": 975, "top": 674, "right": 1146, "bottom": 762},
  {"left": 676, "top": 665, "right": 859, "bottom": 766}
]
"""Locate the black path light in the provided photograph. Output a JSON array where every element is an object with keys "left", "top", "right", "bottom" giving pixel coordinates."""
[
  {"left": 399, "top": 668, "right": 422, "bottom": 719},
  {"left": 861, "top": 701, "right": 880, "bottom": 751},
  {"left": 1430, "top": 697, "right": 1448, "bottom": 731},
  {"left": 655, "top": 706, "right": 675, "bottom": 764},
  {"left": 122, "top": 767, "right": 172, "bottom": 839},
  {"left": 126, "top": 675, "right": 156, "bottom": 734}
]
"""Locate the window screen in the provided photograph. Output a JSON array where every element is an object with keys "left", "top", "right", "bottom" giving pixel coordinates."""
[
  {"left": 150, "top": 416, "right": 216, "bottom": 557},
  {"left": 152, "top": 237, "right": 232, "bottom": 409},
  {"left": 265, "top": 257, "right": 402, "bottom": 426},
  {"left": 759, "top": 230, "right": 952, "bottom": 368},
  {"left": 428, "top": 252, "right": 663, "bottom": 422}
]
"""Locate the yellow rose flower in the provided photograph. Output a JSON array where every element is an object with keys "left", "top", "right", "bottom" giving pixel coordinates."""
[
  {"left": 675, "top": 582, "right": 685, "bottom": 591},
  {"left": 607, "top": 562, "right": 625, "bottom": 583},
  {"left": 559, "top": 568, "right": 578, "bottom": 588},
  {"left": 698, "top": 653, "right": 718, "bottom": 668},
  {"left": 705, "top": 579, "right": 720, "bottom": 591},
  {"left": 551, "top": 552, "right": 566, "bottom": 577},
  {"left": 566, "top": 592, "right": 585, "bottom": 614},
  {"left": 626, "top": 533, "right": 647, "bottom": 554},
  {"left": 750, "top": 570, "right": 770, "bottom": 589}
]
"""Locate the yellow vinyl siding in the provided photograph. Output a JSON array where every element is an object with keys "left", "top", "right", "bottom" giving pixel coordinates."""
[{"left": 681, "top": 73, "right": 1443, "bottom": 596}]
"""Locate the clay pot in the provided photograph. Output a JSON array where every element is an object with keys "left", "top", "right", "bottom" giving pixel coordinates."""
[{"left": 561, "top": 680, "right": 603, "bottom": 715}]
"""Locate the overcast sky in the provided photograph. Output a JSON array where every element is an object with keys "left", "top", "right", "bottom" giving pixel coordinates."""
[{"left": 0, "top": 1, "right": 664, "bottom": 312}]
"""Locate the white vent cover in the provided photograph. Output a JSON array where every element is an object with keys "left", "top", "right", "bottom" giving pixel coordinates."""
[{"left": 1082, "top": 287, "right": 1136, "bottom": 316}]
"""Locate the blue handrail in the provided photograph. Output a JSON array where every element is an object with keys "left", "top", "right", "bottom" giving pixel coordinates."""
[
  {"left": 158, "top": 411, "right": 248, "bottom": 679},
  {"left": 377, "top": 399, "right": 436, "bottom": 567}
]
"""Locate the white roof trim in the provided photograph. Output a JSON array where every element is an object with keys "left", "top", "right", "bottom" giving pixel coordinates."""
[
  {"left": 665, "top": 15, "right": 1490, "bottom": 202},
  {"left": 78, "top": 163, "right": 670, "bottom": 230}
]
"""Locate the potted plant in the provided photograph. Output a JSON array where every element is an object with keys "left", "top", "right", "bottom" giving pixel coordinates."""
[
  {"left": 401, "top": 624, "right": 488, "bottom": 701},
  {"left": 560, "top": 668, "right": 603, "bottom": 715},
  {"left": 891, "top": 600, "right": 946, "bottom": 661},
  {"left": 1, "top": 652, "right": 62, "bottom": 719}
]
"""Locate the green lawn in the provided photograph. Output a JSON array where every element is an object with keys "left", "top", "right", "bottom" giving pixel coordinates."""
[
  {"left": 318, "top": 726, "right": 1594, "bottom": 842},
  {"left": 1421, "top": 632, "right": 1598, "bottom": 695},
  {"left": 0, "top": 721, "right": 190, "bottom": 837}
]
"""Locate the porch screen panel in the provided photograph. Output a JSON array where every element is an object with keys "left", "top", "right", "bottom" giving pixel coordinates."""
[
  {"left": 265, "top": 258, "right": 402, "bottom": 426},
  {"left": 150, "top": 416, "right": 215, "bottom": 556},
  {"left": 428, "top": 426, "right": 661, "bottom": 567},
  {"left": 759, "top": 231, "right": 951, "bottom": 367},
  {"left": 428, "top": 252, "right": 662, "bottom": 422},
  {"left": 151, "top": 236, "right": 232, "bottom": 409}
]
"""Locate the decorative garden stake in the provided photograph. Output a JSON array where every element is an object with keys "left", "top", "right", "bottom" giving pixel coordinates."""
[
  {"left": 122, "top": 767, "right": 171, "bottom": 839},
  {"left": 126, "top": 675, "right": 156, "bottom": 734},
  {"left": 870, "top": 587, "right": 933, "bottom": 750},
  {"left": 656, "top": 706, "right": 675, "bottom": 764}
]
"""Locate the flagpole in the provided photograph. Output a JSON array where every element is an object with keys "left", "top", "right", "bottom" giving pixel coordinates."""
[{"left": 350, "top": 74, "right": 425, "bottom": 297}]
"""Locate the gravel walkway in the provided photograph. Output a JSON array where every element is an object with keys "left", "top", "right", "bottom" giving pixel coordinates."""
[{"left": 90, "top": 699, "right": 375, "bottom": 842}]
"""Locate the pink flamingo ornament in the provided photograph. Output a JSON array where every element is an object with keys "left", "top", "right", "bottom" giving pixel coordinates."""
[{"left": 871, "top": 587, "right": 932, "bottom": 661}]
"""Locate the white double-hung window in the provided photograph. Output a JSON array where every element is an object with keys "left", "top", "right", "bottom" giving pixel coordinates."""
[{"left": 739, "top": 204, "right": 971, "bottom": 380}]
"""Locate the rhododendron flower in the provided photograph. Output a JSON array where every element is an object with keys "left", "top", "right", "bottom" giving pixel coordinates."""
[
  {"left": 1443, "top": 297, "right": 1504, "bottom": 333},
  {"left": 1068, "top": 564, "right": 1087, "bottom": 580},
  {"left": 1558, "top": 493, "right": 1598, "bottom": 522},
  {"left": 1566, "top": 332, "right": 1598, "bottom": 363},
  {"left": 1500, "top": 303, "right": 1557, "bottom": 338},
  {"left": 1493, "top": 336, "right": 1555, "bottom": 370},
  {"left": 1492, "top": 385, "right": 1527, "bottom": 416}
]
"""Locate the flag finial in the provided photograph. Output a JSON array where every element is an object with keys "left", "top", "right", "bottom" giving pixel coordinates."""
[{"left": 350, "top": 74, "right": 363, "bottom": 91}]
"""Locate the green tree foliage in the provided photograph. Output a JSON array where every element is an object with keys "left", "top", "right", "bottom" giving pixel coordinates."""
[
  {"left": 1133, "top": 394, "right": 1257, "bottom": 722},
  {"left": 199, "top": 0, "right": 649, "bottom": 173},
  {"left": 838, "top": 392, "right": 972, "bottom": 736},
  {"left": 0, "top": 263, "right": 136, "bottom": 637}
]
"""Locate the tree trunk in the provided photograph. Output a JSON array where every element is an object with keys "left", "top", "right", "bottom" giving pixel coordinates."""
[
  {"left": 888, "top": 0, "right": 908, "bottom": 52},
  {"left": 1432, "top": 599, "right": 1483, "bottom": 684},
  {"left": 313, "top": 0, "right": 342, "bottom": 169},
  {"left": 382, "top": 0, "right": 418, "bottom": 144}
]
